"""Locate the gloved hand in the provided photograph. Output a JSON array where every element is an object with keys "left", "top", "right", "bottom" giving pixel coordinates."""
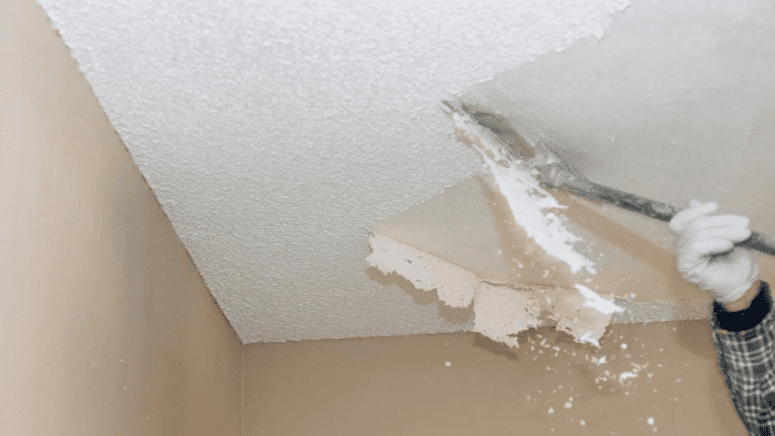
[{"left": 669, "top": 200, "right": 760, "bottom": 303}]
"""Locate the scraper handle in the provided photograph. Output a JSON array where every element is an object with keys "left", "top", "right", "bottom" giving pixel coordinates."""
[{"left": 544, "top": 164, "right": 775, "bottom": 257}]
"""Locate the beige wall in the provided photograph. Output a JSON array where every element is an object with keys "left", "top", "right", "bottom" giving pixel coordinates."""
[
  {"left": 0, "top": 1, "right": 242, "bottom": 434},
  {"left": 240, "top": 328, "right": 749, "bottom": 435}
]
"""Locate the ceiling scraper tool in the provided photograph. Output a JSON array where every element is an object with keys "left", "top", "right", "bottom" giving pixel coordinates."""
[{"left": 442, "top": 100, "right": 775, "bottom": 257}]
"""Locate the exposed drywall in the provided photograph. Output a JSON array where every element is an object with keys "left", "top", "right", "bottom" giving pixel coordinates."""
[
  {"left": 0, "top": 1, "right": 241, "bottom": 433},
  {"left": 367, "top": 107, "right": 725, "bottom": 350},
  {"left": 33, "top": 0, "right": 632, "bottom": 344},
  {"left": 369, "top": 122, "right": 715, "bottom": 301},
  {"left": 461, "top": 0, "right": 775, "bottom": 236},
  {"left": 367, "top": 233, "right": 479, "bottom": 309}
]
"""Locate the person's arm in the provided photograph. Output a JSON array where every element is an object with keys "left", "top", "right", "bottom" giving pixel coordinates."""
[
  {"left": 713, "top": 280, "right": 770, "bottom": 334},
  {"left": 670, "top": 202, "right": 770, "bottom": 435},
  {"left": 723, "top": 280, "right": 762, "bottom": 312}
]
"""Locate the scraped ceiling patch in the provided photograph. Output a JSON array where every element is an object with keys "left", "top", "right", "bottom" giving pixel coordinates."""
[{"left": 366, "top": 102, "right": 628, "bottom": 349}]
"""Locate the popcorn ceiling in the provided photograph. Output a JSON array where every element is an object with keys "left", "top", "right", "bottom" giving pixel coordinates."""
[
  {"left": 0, "top": 85, "right": 16, "bottom": 169},
  {"left": 34, "top": 0, "right": 633, "bottom": 343}
]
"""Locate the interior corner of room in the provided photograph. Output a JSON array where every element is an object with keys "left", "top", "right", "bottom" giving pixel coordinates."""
[{"left": 3, "top": 0, "right": 774, "bottom": 434}]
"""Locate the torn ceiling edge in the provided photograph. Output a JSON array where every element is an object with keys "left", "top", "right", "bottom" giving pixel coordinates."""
[{"left": 367, "top": 233, "right": 712, "bottom": 349}]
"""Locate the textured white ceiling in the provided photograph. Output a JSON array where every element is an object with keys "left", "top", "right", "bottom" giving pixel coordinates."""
[{"left": 35, "top": 0, "right": 630, "bottom": 344}]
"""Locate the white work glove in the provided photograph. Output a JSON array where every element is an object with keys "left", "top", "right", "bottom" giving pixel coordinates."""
[{"left": 669, "top": 200, "right": 760, "bottom": 303}]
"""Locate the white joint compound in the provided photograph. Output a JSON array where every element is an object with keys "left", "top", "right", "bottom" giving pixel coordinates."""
[{"left": 449, "top": 110, "right": 596, "bottom": 275}]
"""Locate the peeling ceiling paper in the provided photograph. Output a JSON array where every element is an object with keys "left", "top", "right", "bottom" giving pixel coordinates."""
[
  {"left": 367, "top": 233, "right": 623, "bottom": 348},
  {"left": 366, "top": 233, "right": 478, "bottom": 309}
]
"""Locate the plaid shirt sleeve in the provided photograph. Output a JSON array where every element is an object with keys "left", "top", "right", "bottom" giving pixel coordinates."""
[{"left": 710, "top": 280, "right": 775, "bottom": 436}]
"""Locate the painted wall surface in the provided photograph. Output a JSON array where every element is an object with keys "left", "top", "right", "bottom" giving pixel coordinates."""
[
  {"left": 32, "top": 0, "right": 631, "bottom": 344},
  {"left": 240, "top": 327, "right": 748, "bottom": 435},
  {"left": 0, "top": 1, "right": 242, "bottom": 434}
]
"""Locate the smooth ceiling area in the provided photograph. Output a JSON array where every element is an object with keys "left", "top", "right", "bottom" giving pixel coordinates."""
[
  {"left": 462, "top": 0, "right": 775, "bottom": 226},
  {"left": 34, "top": 0, "right": 631, "bottom": 344}
]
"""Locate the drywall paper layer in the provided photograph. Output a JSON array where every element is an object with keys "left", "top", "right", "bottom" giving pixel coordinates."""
[{"left": 472, "top": 282, "right": 543, "bottom": 349}]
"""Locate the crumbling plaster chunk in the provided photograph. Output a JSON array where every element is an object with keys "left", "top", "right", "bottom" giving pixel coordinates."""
[
  {"left": 368, "top": 232, "right": 623, "bottom": 349},
  {"left": 473, "top": 282, "right": 543, "bottom": 349},
  {"left": 366, "top": 233, "right": 478, "bottom": 308},
  {"left": 547, "top": 287, "right": 616, "bottom": 348}
]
